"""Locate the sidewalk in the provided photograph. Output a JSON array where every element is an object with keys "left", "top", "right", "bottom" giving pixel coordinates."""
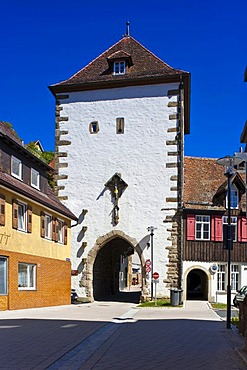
[
  {"left": 0, "top": 301, "right": 246, "bottom": 369},
  {"left": 80, "top": 301, "right": 247, "bottom": 370}
]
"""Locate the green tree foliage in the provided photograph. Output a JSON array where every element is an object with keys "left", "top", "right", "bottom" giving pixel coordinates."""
[
  {"left": 25, "top": 142, "right": 54, "bottom": 165},
  {"left": 25, "top": 142, "right": 55, "bottom": 189}
]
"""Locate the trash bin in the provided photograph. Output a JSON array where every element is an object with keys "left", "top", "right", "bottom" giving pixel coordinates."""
[
  {"left": 178, "top": 289, "right": 183, "bottom": 305},
  {"left": 170, "top": 288, "right": 180, "bottom": 306}
]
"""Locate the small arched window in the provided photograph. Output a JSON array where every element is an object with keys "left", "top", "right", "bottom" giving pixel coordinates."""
[{"left": 89, "top": 121, "right": 99, "bottom": 134}]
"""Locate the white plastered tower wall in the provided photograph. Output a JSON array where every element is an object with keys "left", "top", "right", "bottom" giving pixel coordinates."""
[{"left": 55, "top": 82, "right": 182, "bottom": 298}]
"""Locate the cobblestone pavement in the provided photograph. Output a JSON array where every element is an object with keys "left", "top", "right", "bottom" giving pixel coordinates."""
[
  {"left": 0, "top": 300, "right": 246, "bottom": 370},
  {"left": 81, "top": 301, "right": 247, "bottom": 370},
  {"left": 0, "top": 301, "right": 135, "bottom": 370}
]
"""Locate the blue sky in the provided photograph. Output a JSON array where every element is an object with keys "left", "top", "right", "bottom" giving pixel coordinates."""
[{"left": 1, "top": 0, "right": 246, "bottom": 158}]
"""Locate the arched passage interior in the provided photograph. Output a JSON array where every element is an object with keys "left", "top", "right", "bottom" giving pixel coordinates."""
[
  {"left": 186, "top": 269, "right": 208, "bottom": 300},
  {"left": 93, "top": 237, "right": 141, "bottom": 302}
]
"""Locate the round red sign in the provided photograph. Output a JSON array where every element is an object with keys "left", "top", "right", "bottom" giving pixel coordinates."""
[{"left": 152, "top": 272, "right": 159, "bottom": 280}]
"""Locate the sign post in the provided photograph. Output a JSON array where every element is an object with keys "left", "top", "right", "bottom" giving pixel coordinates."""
[{"left": 152, "top": 272, "right": 159, "bottom": 306}]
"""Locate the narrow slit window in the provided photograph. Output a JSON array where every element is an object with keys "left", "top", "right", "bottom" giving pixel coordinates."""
[
  {"left": 116, "top": 117, "right": 124, "bottom": 134},
  {"left": 89, "top": 121, "right": 99, "bottom": 134}
]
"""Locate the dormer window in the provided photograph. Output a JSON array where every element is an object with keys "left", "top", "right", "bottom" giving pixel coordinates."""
[
  {"left": 114, "top": 61, "right": 126, "bottom": 75},
  {"left": 11, "top": 156, "right": 22, "bottom": 180},
  {"left": 31, "top": 168, "right": 40, "bottom": 190}
]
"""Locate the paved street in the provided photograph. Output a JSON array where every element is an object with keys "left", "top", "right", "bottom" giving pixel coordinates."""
[{"left": 0, "top": 300, "right": 246, "bottom": 369}]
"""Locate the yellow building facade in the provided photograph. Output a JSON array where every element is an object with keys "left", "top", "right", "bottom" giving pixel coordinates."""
[{"left": 0, "top": 122, "right": 77, "bottom": 310}]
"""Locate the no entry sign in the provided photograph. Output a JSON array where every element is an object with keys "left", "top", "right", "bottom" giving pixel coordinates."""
[{"left": 152, "top": 272, "right": 159, "bottom": 280}]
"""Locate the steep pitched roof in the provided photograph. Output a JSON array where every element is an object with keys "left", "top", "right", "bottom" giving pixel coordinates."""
[
  {"left": 49, "top": 36, "right": 189, "bottom": 92},
  {"left": 184, "top": 156, "right": 246, "bottom": 211},
  {"left": 0, "top": 121, "right": 23, "bottom": 145},
  {"left": 0, "top": 170, "right": 77, "bottom": 220},
  {"left": 0, "top": 121, "right": 77, "bottom": 221},
  {"left": 49, "top": 35, "right": 191, "bottom": 133}
]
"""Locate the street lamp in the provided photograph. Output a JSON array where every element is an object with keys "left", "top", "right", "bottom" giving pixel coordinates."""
[
  {"left": 216, "top": 155, "right": 242, "bottom": 329},
  {"left": 234, "top": 151, "right": 247, "bottom": 222},
  {"left": 147, "top": 226, "right": 157, "bottom": 300}
]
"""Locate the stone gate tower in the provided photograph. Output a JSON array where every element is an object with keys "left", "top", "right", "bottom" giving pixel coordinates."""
[{"left": 49, "top": 29, "right": 190, "bottom": 300}]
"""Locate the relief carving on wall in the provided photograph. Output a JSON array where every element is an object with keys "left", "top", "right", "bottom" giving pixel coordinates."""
[{"left": 105, "top": 173, "right": 128, "bottom": 225}]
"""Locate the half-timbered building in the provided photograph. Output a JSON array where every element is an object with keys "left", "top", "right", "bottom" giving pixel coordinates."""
[{"left": 183, "top": 156, "right": 247, "bottom": 303}]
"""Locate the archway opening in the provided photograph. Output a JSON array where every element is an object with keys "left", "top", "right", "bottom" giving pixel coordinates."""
[
  {"left": 93, "top": 237, "right": 141, "bottom": 303},
  {"left": 186, "top": 269, "right": 208, "bottom": 300}
]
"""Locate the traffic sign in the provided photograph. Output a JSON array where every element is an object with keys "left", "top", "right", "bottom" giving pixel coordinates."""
[
  {"left": 146, "top": 266, "right": 151, "bottom": 273},
  {"left": 145, "top": 259, "right": 152, "bottom": 267},
  {"left": 152, "top": 272, "right": 159, "bottom": 280}
]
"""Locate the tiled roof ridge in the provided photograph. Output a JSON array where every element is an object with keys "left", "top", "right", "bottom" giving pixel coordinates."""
[
  {"left": 185, "top": 155, "right": 219, "bottom": 160},
  {"left": 50, "top": 35, "right": 188, "bottom": 88},
  {"left": 50, "top": 37, "right": 128, "bottom": 86},
  {"left": 128, "top": 36, "right": 187, "bottom": 73},
  {"left": 0, "top": 121, "right": 22, "bottom": 145}
]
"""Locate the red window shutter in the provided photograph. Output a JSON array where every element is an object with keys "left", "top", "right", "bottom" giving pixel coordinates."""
[
  {"left": 64, "top": 222, "right": 68, "bottom": 245},
  {"left": 211, "top": 216, "right": 215, "bottom": 241},
  {"left": 238, "top": 217, "right": 247, "bottom": 242},
  {"left": 12, "top": 199, "right": 18, "bottom": 229},
  {"left": 187, "top": 214, "right": 195, "bottom": 240},
  {"left": 27, "top": 205, "right": 32, "bottom": 233},
  {"left": 214, "top": 216, "right": 223, "bottom": 241},
  {"left": 0, "top": 194, "right": 5, "bottom": 226},
  {"left": 40, "top": 212, "right": 45, "bottom": 238}
]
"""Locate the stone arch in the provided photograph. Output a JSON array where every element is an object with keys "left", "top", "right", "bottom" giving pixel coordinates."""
[
  {"left": 81, "top": 230, "right": 147, "bottom": 301},
  {"left": 183, "top": 265, "right": 211, "bottom": 301}
]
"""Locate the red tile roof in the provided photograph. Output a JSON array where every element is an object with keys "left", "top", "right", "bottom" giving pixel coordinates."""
[
  {"left": 49, "top": 35, "right": 191, "bottom": 134},
  {"left": 49, "top": 36, "right": 189, "bottom": 92},
  {"left": 184, "top": 156, "right": 246, "bottom": 210},
  {"left": 0, "top": 121, "right": 23, "bottom": 145},
  {"left": 0, "top": 169, "right": 77, "bottom": 220}
]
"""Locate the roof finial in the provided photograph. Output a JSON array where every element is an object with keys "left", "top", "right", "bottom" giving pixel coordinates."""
[{"left": 126, "top": 21, "right": 130, "bottom": 37}]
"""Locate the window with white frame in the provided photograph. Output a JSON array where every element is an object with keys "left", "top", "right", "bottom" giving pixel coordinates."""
[
  {"left": 113, "top": 61, "right": 126, "bottom": 75},
  {"left": 18, "top": 202, "right": 27, "bottom": 231},
  {"left": 222, "top": 216, "right": 237, "bottom": 242},
  {"left": 217, "top": 264, "right": 240, "bottom": 292},
  {"left": 0, "top": 257, "right": 7, "bottom": 295},
  {"left": 226, "top": 184, "right": 239, "bottom": 209},
  {"left": 57, "top": 219, "right": 64, "bottom": 243},
  {"left": 231, "top": 264, "right": 239, "bottom": 291},
  {"left": 18, "top": 263, "right": 36, "bottom": 290},
  {"left": 217, "top": 264, "right": 226, "bottom": 291},
  {"left": 11, "top": 156, "right": 22, "bottom": 180},
  {"left": 44, "top": 214, "right": 52, "bottom": 239},
  {"left": 31, "top": 168, "right": 40, "bottom": 189},
  {"left": 195, "top": 215, "right": 210, "bottom": 240}
]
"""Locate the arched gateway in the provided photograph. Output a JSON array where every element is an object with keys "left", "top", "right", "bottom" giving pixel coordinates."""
[
  {"left": 186, "top": 268, "right": 208, "bottom": 300},
  {"left": 80, "top": 230, "right": 147, "bottom": 301}
]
